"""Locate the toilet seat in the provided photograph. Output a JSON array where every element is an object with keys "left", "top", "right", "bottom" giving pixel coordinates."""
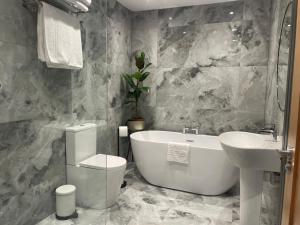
[{"left": 79, "top": 154, "right": 126, "bottom": 171}]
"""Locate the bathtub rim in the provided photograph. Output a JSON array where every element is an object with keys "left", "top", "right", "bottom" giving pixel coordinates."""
[{"left": 130, "top": 130, "right": 223, "bottom": 151}]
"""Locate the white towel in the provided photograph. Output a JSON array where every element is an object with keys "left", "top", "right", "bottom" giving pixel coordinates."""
[
  {"left": 65, "top": 0, "right": 89, "bottom": 12},
  {"left": 77, "top": 0, "right": 92, "bottom": 7},
  {"left": 167, "top": 142, "right": 190, "bottom": 164},
  {"left": 38, "top": 2, "right": 83, "bottom": 69}
]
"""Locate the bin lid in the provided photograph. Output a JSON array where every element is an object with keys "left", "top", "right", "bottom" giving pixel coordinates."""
[{"left": 56, "top": 185, "right": 76, "bottom": 195}]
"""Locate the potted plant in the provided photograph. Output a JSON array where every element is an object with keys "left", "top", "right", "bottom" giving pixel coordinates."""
[{"left": 122, "top": 51, "right": 152, "bottom": 131}]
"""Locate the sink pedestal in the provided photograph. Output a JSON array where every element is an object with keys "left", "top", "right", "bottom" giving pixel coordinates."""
[
  {"left": 240, "top": 169, "right": 263, "bottom": 225},
  {"left": 219, "top": 132, "right": 281, "bottom": 225}
]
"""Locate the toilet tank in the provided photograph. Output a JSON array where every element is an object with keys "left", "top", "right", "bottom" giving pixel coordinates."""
[{"left": 66, "top": 123, "right": 97, "bottom": 165}]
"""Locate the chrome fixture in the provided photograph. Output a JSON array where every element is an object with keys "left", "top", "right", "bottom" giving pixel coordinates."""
[
  {"left": 22, "top": 0, "right": 89, "bottom": 14},
  {"left": 183, "top": 126, "right": 199, "bottom": 135},
  {"left": 277, "top": 147, "right": 294, "bottom": 174},
  {"left": 258, "top": 124, "right": 278, "bottom": 141}
]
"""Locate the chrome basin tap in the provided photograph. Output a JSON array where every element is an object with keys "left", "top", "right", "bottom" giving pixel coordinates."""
[
  {"left": 258, "top": 124, "right": 278, "bottom": 141},
  {"left": 183, "top": 126, "right": 199, "bottom": 135}
]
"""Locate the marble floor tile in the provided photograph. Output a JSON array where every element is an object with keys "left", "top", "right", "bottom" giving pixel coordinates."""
[{"left": 37, "top": 163, "right": 240, "bottom": 225}]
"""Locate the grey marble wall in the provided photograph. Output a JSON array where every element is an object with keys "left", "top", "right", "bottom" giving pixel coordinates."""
[
  {"left": 262, "top": 0, "right": 292, "bottom": 224},
  {"left": 131, "top": 0, "right": 272, "bottom": 135},
  {"left": 71, "top": 0, "right": 132, "bottom": 156},
  {"left": 0, "top": 0, "right": 288, "bottom": 224},
  {"left": 0, "top": 0, "right": 131, "bottom": 224},
  {"left": 265, "top": 0, "right": 292, "bottom": 134},
  {"left": 130, "top": 2, "right": 283, "bottom": 225},
  {"left": 0, "top": 0, "right": 71, "bottom": 224}
]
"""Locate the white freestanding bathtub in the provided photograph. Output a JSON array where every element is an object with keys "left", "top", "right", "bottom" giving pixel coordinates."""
[{"left": 131, "top": 131, "right": 239, "bottom": 195}]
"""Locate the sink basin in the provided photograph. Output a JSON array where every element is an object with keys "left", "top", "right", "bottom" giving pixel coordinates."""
[
  {"left": 219, "top": 131, "right": 282, "bottom": 225},
  {"left": 219, "top": 131, "right": 281, "bottom": 172}
]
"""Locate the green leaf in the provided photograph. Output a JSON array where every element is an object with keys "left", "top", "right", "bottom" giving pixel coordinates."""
[
  {"left": 141, "top": 63, "right": 152, "bottom": 73},
  {"left": 141, "top": 86, "right": 150, "bottom": 93},
  {"left": 133, "top": 88, "right": 142, "bottom": 100},
  {"left": 135, "top": 51, "right": 145, "bottom": 70},
  {"left": 133, "top": 71, "right": 143, "bottom": 81},
  {"left": 140, "top": 72, "right": 150, "bottom": 81},
  {"left": 122, "top": 74, "right": 136, "bottom": 89}
]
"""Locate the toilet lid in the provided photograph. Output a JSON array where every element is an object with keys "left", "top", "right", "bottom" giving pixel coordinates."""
[{"left": 79, "top": 154, "right": 127, "bottom": 171}]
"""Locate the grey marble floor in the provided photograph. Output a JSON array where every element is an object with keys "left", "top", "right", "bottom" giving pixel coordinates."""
[{"left": 37, "top": 163, "right": 240, "bottom": 225}]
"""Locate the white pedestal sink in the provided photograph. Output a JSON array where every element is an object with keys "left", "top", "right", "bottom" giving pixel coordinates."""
[{"left": 219, "top": 132, "right": 281, "bottom": 225}]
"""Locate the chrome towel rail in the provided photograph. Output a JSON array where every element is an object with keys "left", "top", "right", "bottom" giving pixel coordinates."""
[{"left": 22, "top": 0, "right": 88, "bottom": 14}]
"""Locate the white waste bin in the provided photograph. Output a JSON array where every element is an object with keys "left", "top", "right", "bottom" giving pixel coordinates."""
[{"left": 55, "top": 185, "right": 76, "bottom": 220}]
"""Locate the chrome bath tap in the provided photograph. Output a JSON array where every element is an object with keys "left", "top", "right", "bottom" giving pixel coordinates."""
[
  {"left": 183, "top": 126, "right": 199, "bottom": 135},
  {"left": 258, "top": 124, "right": 278, "bottom": 141}
]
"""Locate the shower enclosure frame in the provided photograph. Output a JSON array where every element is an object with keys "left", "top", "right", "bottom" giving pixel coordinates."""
[{"left": 279, "top": 0, "right": 300, "bottom": 224}]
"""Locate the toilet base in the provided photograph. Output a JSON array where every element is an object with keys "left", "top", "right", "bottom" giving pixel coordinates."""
[{"left": 67, "top": 163, "right": 126, "bottom": 210}]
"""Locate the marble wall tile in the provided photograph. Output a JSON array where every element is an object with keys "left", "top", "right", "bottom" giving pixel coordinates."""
[
  {"left": 158, "top": 1, "right": 243, "bottom": 28},
  {"left": 265, "top": 0, "right": 281, "bottom": 127},
  {"left": 107, "top": 0, "right": 132, "bottom": 111},
  {"left": 158, "top": 25, "right": 197, "bottom": 68},
  {"left": 0, "top": 0, "right": 36, "bottom": 46},
  {"left": 158, "top": 6, "right": 206, "bottom": 28},
  {"left": 71, "top": 63, "right": 107, "bottom": 121},
  {"left": 263, "top": 1, "right": 290, "bottom": 225},
  {"left": 72, "top": 0, "right": 108, "bottom": 121},
  {"left": 0, "top": 0, "right": 133, "bottom": 224},
  {"left": 0, "top": 1, "right": 284, "bottom": 225},
  {"left": 132, "top": 11, "right": 159, "bottom": 66},
  {"left": 143, "top": 65, "right": 267, "bottom": 135},
  {"left": 156, "top": 67, "right": 239, "bottom": 109},
  {"left": 202, "top": 1, "right": 244, "bottom": 24},
  {"left": 243, "top": 0, "right": 272, "bottom": 22},
  {"left": 241, "top": 20, "right": 270, "bottom": 66},
  {"left": 265, "top": 0, "right": 292, "bottom": 134},
  {"left": 278, "top": 13, "right": 292, "bottom": 65},
  {"left": 129, "top": 0, "right": 272, "bottom": 136},
  {"left": 107, "top": 1, "right": 132, "bottom": 68},
  {"left": 0, "top": 41, "right": 72, "bottom": 123},
  {"left": 0, "top": 120, "right": 66, "bottom": 225},
  {"left": 159, "top": 21, "right": 242, "bottom": 68},
  {"left": 0, "top": 1, "right": 74, "bottom": 222},
  {"left": 237, "top": 66, "right": 267, "bottom": 112}
]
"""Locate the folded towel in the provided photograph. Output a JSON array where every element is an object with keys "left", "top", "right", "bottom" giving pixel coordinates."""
[
  {"left": 66, "top": 0, "right": 89, "bottom": 12},
  {"left": 167, "top": 142, "right": 190, "bottom": 164},
  {"left": 77, "top": 0, "right": 92, "bottom": 6},
  {"left": 38, "top": 2, "right": 83, "bottom": 69},
  {"left": 37, "top": 6, "right": 46, "bottom": 61}
]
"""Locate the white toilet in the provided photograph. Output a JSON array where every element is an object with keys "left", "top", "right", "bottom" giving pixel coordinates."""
[{"left": 66, "top": 123, "right": 127, "bottom": 209}]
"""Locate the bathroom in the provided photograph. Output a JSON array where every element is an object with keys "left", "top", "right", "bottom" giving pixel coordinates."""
[{"left": 0, "top": 0, "right": 300, "bottom": 224}]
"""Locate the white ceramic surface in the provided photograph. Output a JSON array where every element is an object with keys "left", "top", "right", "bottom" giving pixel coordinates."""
[
  {"left": 66, "top": 124, "right": 127, "bottom": 209},
  {"left": 66, "top": 123, "right": 97, "bottom": 165},
  {"left": 219, "top": 131, "right": 282, "bottom": 225},
  {"left": 219, "top": 131, "right": 281, "bottom": 172},
  {"left": 67, "top": 163, "right": 126, "bottom": 209},
  {"left": 130, "top": 130, "right": 239, "bottom": 195}
]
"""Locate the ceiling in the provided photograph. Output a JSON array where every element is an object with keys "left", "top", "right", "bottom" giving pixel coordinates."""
[{"left": 117, "top": 0, "right": 238, "bottom": 11}]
